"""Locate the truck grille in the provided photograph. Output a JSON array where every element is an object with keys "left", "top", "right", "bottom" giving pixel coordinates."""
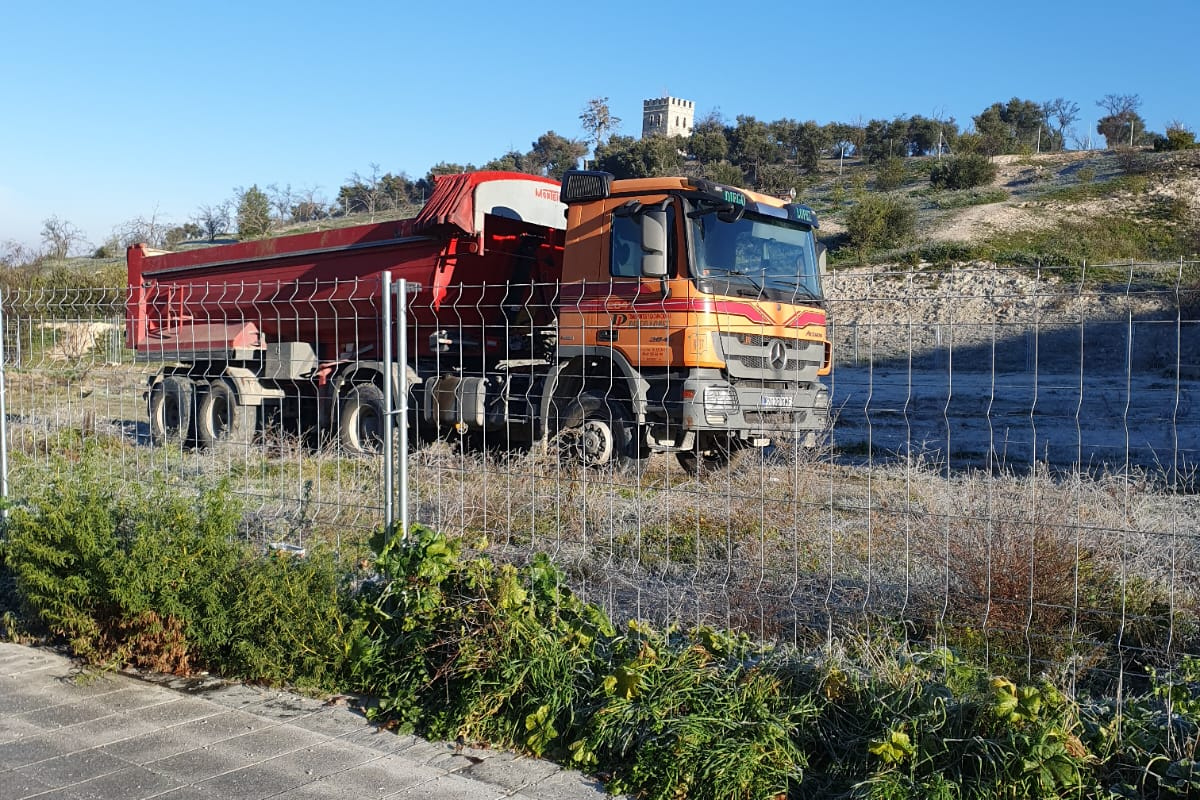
[{"left": 715, "top": 334, "right": 823, "bottom": 381}]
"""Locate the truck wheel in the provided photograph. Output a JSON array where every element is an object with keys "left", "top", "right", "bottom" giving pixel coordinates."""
[
  {"left": 676, "top": 434, "right": 744, "bottom": 476},
  {"left": 339, "top": 383, "right": 387, "bottom": 454},
  {"left": 555, "top": 393, "right": 642, "bottom": 471},
  {"left": 197, "top": 379, "right": 256, "bottom": 446},
  {"left": 149, "top": 375, "right": 195, "bottom": 446}
]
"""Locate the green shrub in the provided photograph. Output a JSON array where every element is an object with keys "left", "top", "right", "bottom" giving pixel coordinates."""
[
  {"left": 3, "top": 462, "right": 349, "bottom": 687},
  {"left": 1153, "top": 124, "right": 1198, "bottom": 151},
  {"left": 348, "top": 524, "right": 614, "bottom": 749},
  {"left": 845, "top": 194, "right": 917, "bottom": 261},
  {"left": 874, "top": 157, "right": 907, "bottom": 191},
  {"left": 929, "top": 154, "right": 998, "bottom": 190}
]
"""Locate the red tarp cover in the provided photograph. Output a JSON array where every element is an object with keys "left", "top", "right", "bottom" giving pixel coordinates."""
[{"left": 414, "top": 171, "right": 559, "bottom": 234}]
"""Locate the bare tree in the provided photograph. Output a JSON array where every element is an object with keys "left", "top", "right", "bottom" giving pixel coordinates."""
[
  {"left": 579, "top": 97, "right": 622, "bottom": 157},
  {"left": 193, "top": 201, "right": 232, "bottom": 242},
  {"left": 290, "top": 185, "right": 329, "bottom": 224},
  {"left": 1042, "top": 98, "right": 1080, "bottom": 150},
  {"left": 114, "top": 207, "right": 172, "bottom": 249},
  {"left": 1, "top": 239, "right": 35, "bottom": 267},
  {"left": 41, "top": 216, "right": 87, "bottom": 260},
  {"left": 267, "top": 183, "right": 295, "bottom": 224},
  {"left": 1096, "top": 93, "right": 1142, "bottom": 117}
]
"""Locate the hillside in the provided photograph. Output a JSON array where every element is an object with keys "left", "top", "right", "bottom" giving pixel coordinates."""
[{"left": 804, "top": 147, "right": 1200, "bottom": 266}]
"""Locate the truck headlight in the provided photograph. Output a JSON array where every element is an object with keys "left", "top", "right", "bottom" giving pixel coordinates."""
[{"left": 703, "top": 385, "right": 739, "bottom": 412}]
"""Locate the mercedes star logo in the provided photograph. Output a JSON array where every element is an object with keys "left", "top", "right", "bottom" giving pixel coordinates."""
[{"left": 769, "top": 339, "right": 787, "bottom": 371}]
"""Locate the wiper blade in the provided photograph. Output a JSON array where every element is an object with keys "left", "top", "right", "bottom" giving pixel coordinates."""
[
  {"left": 768, "top": 278, "right": 823, "bottom": 303},
  {"left": 702, "top": 266, "right": 766, "bottom": 296}
]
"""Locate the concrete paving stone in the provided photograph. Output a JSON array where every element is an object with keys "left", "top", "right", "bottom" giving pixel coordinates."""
[
  {"left": 47, "top": 764, "right": 183, "bottom": 800},
  {"left": 207, "top": 723, "right": 328, "bottom": 762},
  {"left": 92, "top": 685, "right": 180, "bottom": 713},
  {"left": 0, "top": 770, "right": 54, "bottom": 800},
  {"left": 14, "top": 698, "right": 114, "bottom": 730},
  {"left": 123, "top": 697, "right": 226, "bottom": 727},
  {"left": 0, "top": 732, "right": 74, "bottom": 769},
  {"left": 0, "top": 687, "right": 62, "bottom": 716},
  {"left": 287, "top": 759, "right": 445, "bottom": 800},
  {"left": 456, "top": 752, "right": 561, "bottom": 792},
  {"left": 101, "top": 723, "right": 244, "bottom": 765},
  {"left": 523, "top": 769, "right": 611, "bottom": 800},
  {"left": 387, "top": 773, "right": 508, "bottom": 800},
  {"left": 11, "top": 747, "right": 133, "bottom": 788},
  {"left": 195, "top": 761, "right": 313, "bottom": 799},
  {"left": 335, "top": 727, "right": 421, "bottom": 755},
  {"left": 287, "top": 705, "right": 374, "bottom": 738},
  {"left": 0, "top": 714, "right": 45, "bottom": 743},
  {"left": 239, "top": 693, "right": 328, "bottom": 723},
  {"left": 40, "top": 711, "right": 161, "bottom": 748},
  {"left": 389, "top": 738, "right": 459, "bottom": 765},
  {"left": 143, "top": 742, "right": 263, "bottom": 784},
  {"left": 139, "top": 786, "right": 226, "bottom": 800},
  {"left": 194, "top": 683, "right": 275, "bottom": 710},
  {"left": 283, "top": 739, "right": 382, "bottom": 779}
]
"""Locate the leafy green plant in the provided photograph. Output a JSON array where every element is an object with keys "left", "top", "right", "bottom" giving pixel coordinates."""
[
  {"left": 930, "top": 154, "right": 997, "bottom": 190},
  {"left": 3, "top": 461, "right": 349, "bottom": 686},
  {"left": 845, "top": 194, "right": 916, "bottom": 262}
]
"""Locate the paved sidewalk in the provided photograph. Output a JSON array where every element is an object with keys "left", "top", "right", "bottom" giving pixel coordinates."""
[{"left": 0, "top": 642, "right": 611, "bottom": 799}]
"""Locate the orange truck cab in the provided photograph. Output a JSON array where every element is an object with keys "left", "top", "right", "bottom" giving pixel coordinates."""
[{"left": 548, "top": 170, "right": 831, "bottom": 471}]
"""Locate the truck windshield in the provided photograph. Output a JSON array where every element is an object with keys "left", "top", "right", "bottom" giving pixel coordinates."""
[{"left": 689, "top": 208, "right": 822, "bottom": 303}]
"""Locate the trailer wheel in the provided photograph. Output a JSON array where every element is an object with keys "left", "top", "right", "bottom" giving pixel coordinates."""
[
  {"left": 339, "top": 383, "right": 387, "bottom": 454},
  {"left": 554, "top": 393, "right": 642, "bottom": 472},
  {"left": 676, "top": 434, "right": 744, "bottom": 476},
  {"left": 149, "top": 375, "right": 196, "bottom": 446},
  {"left": 197, "top": 379, "right": 256, "bottom": 446}
]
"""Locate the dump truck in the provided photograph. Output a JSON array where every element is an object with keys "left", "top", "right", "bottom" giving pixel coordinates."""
[{"left": 127, "top": 169, "right": 831, "bottom": 472}]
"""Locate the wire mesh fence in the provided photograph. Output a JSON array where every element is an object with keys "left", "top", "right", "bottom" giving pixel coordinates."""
[{"left": 1, "top": 260, "right": 1197, "bottom": 686}]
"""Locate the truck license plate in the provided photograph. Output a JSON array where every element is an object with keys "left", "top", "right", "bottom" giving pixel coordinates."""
[{"left": 760, "top": 394, "right": 793, "bottom": 408}]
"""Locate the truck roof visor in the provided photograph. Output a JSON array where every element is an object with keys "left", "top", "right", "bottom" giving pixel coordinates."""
[{"left": 560, "top": 170, "right": 613, "bottom": 204}]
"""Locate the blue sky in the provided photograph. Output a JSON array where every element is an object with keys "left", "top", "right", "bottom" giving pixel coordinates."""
[{"left": 3, "top": 0, "right": 1197, "bottom": 252}]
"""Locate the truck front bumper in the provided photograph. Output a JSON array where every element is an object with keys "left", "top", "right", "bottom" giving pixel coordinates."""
[{"left": 680, "top": 370, "right": 829, "bottom": 439}]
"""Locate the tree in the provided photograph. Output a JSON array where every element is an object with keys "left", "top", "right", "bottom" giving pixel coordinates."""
[
  {"left": 41, "top": 216, "right": 87, "bottom": 260},
  {"left": 728, "top": 115, "right": 780, "bottom": 185},
  {"left": 236, "top": 185, "right": 272, "bottom": 239},
  {"left": 972, "top": 98, "right": 1048, "bottom": 155},
  {"left": 526, "top": 131, "right": 588, "bottom": 179},
  {"left": 594, "top": 135, "right": 683, "bottom": 179},
  {"left": 687, "top": 112, "right": 730, "bottom": 164},
  {"left": 267, "top": 184, "right": 296, "bottom": 223},
  {"left": 1095, "top": 94, "right": 1147, "bottom": 148},
  {"left": 1042, "top": 98, "right": 1079, "bottom": 151},
  {"left": 579, "top": 97, "right": 621, "bottom": 155},
  {"left": 164, "top": 223, "right": 203, "bottom": 248},
  {"left": 482, "top": 150, "right": 531, "bottom": 173},
  {"left": 113, "top": 209, "right": 172, "bottom": 249},
  {"left": 290, "top": 186, "right": 329, "bottom": 223},
  {"left": 413, "top": 162, "right": 476, "bottom": 201},
  {"left": 193, "top": 201, "right": 231, "bottom": 241}
]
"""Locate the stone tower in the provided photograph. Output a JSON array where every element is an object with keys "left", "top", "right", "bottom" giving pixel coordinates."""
[{"left": 642, "top": 97, "right": 695, "bottom": 138}]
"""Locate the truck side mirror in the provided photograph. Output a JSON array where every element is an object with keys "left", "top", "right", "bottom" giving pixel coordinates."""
[
  {"left": 641, "top": 208, "right": 668, "bottom": 278},
  {"left": 816, "top": 242, "right": 828, "bottom": 276}
]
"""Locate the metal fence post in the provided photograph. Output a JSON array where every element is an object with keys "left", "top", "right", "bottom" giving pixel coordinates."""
[
  {"left": 0, "top": 290, "right": 8, "bottom": 510},
  {"left": 382, "top": 271, "right": 394, "bottom": 536},
  {"left": 397, "top": 278, "right": 410, "bottom": 538}
]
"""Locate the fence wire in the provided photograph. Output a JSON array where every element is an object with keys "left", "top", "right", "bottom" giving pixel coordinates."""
[{"left": 2, "top": 260, "right": 1197, "bottom": 686}]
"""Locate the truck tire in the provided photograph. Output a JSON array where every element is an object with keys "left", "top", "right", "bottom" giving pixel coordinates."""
[
  {"left": 197, "top": 379, "right": 256, "bottom": 446},
  {"left": 554, "top": 393, "right": 642, "bottom": 472},
  {"left": 149, "top": 375, "right": 195, "bottom": 446},
  {"left": 339, "top": 383, "right": 387, "bottom": 454},
  {"left": 676, "top": 433, "right": 744, "bottom": 476}
]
